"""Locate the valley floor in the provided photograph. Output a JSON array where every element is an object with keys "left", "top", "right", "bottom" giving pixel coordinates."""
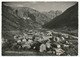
[{"left": 2, "top": 29, "right": 78, "bottom": 56}]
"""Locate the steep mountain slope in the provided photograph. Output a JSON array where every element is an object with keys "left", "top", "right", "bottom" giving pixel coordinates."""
[
  {"left": 2, "top": 4, "right": 19, "bottom": 31},
  {"left": 42, "top": 3, "right": 78, "bottom": 30},
  {"left": 12, "top": 7, "right": 51, "bottom": 25},
  {"left": 2, "top": 3, "right": 51, "bottom": 31},
  {"left": 2, "top": 4, "right": 33, "bottom": 31},
  {"left": 42, "top": 10, "right": 62, "bottom": 19}
]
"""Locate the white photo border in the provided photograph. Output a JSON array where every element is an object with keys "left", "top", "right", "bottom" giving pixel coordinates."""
[{"left": 0, "top": 0, "right": 79, "bottom": 57}]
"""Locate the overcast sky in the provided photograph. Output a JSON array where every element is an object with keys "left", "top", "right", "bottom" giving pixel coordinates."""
[{"left": 3, "top": 2, "right": 77, "bottom": 12}]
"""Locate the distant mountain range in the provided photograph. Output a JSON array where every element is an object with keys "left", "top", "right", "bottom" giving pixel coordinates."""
[
  {"left": 42, "top": 3, "right": 78, "bottom": 30},
  {"left": 42, "top": 10, "right": 62, "bottom": 19}
]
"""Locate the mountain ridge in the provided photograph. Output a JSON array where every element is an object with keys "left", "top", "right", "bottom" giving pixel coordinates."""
[{"left": 42, "top": 3, "right": 78, "bottom": 30}]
